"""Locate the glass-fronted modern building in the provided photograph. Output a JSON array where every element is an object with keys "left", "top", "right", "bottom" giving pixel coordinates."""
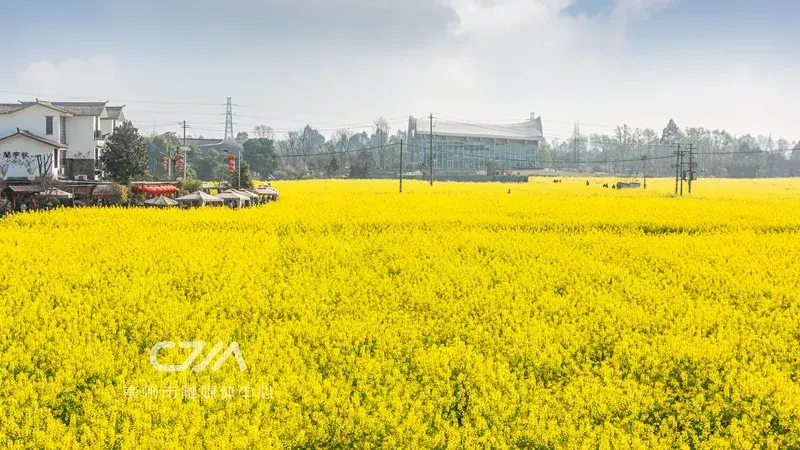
[{"left": 407, "top": 114, "right": 543, "bottom": 173}]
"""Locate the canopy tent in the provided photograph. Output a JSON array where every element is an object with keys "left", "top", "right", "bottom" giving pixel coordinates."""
[
  {"left": 254, "top": 185, "right": 279, "bottom": 201},
  {"left": 218, "top": 190, "right": 250, "bottom": 208},
  {"left": 175, "top": 191, "right": 223, "bottom": 206},
  {"left": 40, "top": 188, "right": 74, "bottom": 199},
  {"left": 233, "top": 189, "right": 258, "bottom": 199},
  {"left": 144, "top": 195, "right": 179, "bottom": 207}
]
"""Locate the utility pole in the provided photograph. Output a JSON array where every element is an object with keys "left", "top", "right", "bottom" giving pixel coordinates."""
[
  {"left": 679, "top": 144, "right": 684, "bottom": 196},
  {"left": 429, "top": 113, "right": 434, "bottom": 186},
  {"left": 179, "top": 120, "right": 189, "bottom": 179},
  {"left": 642, "top": 156, "right": 647, "bottom": 189},
  {"left": 673, "top": 144, "right": 681, "bottom": 195},
  {"left": 399, "top": 139, "right": 404, "bottom": 193},
  {"left": 573, "top": 122, "right": 581, "bottom": 172},
  {"left": 687, "top": 143, "right": 695, "bottom": 194}
]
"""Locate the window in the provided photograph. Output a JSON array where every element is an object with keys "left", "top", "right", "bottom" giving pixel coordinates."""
[
  {"left": 46, "top": 116, "right": 54, "bottom": 135},
  {"left": 53, "top": 149, "right": 59, "bottom": 168},
  {"left": 95, "top": 117, "right": 99, "bottom": 130},
  {"left": 60, "top": 117, "right": 67, "bottom": 144}
]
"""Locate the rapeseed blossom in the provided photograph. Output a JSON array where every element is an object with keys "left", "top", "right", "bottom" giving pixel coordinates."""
[{"left": 1, "top": 178, "right": 799, "bottom": 448}]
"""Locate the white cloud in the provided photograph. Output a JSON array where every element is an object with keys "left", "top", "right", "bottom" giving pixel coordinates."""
[{"left": 16, "top": 56, "right": 125, "bottom": 101}]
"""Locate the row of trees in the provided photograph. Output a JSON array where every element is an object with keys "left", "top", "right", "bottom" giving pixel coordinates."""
[
  {"left": 251, "top": 118, "right": 798, "bottom": 179},
  {"left": 551, "top": 119, "right": 800, "bottom": 178},
  {"left": 101, "top": 118, "right": 799, "bottom": 184},
  {"left": 102, "top": 122, "right": 253, "bottom": 188}
]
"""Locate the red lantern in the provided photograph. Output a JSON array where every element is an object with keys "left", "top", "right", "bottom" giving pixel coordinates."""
[{"left": 162, "top": 157, "right": 168, "bottom": 171}]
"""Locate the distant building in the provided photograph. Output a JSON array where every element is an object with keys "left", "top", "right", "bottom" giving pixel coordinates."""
[
  {"left": 407, "top": 113, "right": 543, "bottom": 173},
  {"left": 0, "top": 99, "right": 125, "bottom": 181},
  {"left": 182, "top": 138, "right": 242, "bottom": 154}
]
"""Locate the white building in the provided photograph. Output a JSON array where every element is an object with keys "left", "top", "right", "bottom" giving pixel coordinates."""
[
  {"left": 408, "top": 113, "right": 543, "bottom": 173},
  {"left": 0, "top": 99, "right": 125, "bottom": 181}
]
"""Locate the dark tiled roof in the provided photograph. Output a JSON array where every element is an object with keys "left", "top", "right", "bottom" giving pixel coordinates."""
[
  {"left": 4, "top": 185, "right": 44, "bottom": 193},
  {"left": 0, "top": 130, "right": 67, "bottom": 148},
  {"left": 0, "top": 100, "right": 74, "bottom": 115},
  {"left": 16, "top": 100, "right": 74, "bottom": 115},
  {"left": 0, "top": 104, "right": 26, "bottom": 114},
  {"left": 105, "top": 106, "right": 125, "bottom": 120},
  {"left": 49, "top": 102, "right": 108, "bottom": 116}
]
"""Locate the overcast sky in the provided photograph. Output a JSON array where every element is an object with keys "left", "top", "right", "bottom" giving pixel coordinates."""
[{"left": 2, "top": 0, "right": 798, "bottom": 142}]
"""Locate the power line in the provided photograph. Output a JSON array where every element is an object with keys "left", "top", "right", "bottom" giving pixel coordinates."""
[{"left": 404, "top": 142, "right": 675, "bottom": 165}]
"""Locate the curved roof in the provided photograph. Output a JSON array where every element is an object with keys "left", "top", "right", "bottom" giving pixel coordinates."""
[
  {"left": 0, "top": 100, "right": 73, "bottom": 116},
  {"left": 105, "top": 106, "right": 125, "bottom": 120},
  {"left": 47, "top": 102, "right": 108, "bottom": 117},
  {"left": 0, "top": 100, "right": 109, "bottom": 117},
  {"left": 412, "top": 115, "right": 543, "bottom": 141}
]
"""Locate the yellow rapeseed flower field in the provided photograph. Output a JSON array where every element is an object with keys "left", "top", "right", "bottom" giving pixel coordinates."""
[{"left": 2, "top": 178, "right": 800, "bottom": 449}]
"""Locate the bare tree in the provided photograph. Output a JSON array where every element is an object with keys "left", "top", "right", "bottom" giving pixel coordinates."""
[
  {"left": 0, "top": 156, "right": 11, "bottom": 179},
  {"left": 335, "top": 128, "right": 353, "bottom": 167},
  {"left": 373, "top": 117, "right": 390, "bottom": 170},
  {"left": 298, "top": 125, "right": 324, "bottom": 167},
  {"left": 253, "top": 125, "right": 275, "bottom": 140},
  {"left": 282, "top": 131, "right": 302, "bottom": 166},
  {"left": 571, "top": 122, "right": 587, "bottom": 171},
  {"left": 34, "top": 154, "right": 53, "bottom": 178},
  {"left": 614, "top": 124, "right": 635, "bottom": 173}
]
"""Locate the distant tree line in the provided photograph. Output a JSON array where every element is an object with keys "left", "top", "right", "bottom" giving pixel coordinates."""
[
  {"left": 547, "top": 119, "right": 800, "bottom": 178},
  {"left": 134, "top": 117, "right": 798, "bottom": 182}
]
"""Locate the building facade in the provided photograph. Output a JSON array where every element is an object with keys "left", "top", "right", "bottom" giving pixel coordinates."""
[
  {"left": 408, "top": 113, "right": 543, "bottom": 173},
  {"left": 0, "top": 99, "right": 125, "bottom": 181}
]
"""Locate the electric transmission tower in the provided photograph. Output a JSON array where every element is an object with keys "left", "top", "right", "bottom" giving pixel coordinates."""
[{"left": 224, "top": 97, "right": 234, "bottom": 141}]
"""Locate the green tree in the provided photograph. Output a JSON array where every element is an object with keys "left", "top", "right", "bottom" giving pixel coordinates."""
[
  {"left": 179, "top": 177, "right": 203, "bottom": 194},
  {"left": 243, "top": 138, "right": 280, "bottom": 179},
  {"left": 102, "top": 121, "right": 148, "bottom": 184},
  {"left": 230, "top": 161, "right": 254, "bottom": 189},
  {"left": 661, "top": 119, "right": 682, "bottom": 143},
  {"left": 326, "top": 155, "right": 340, "bottom": 177},
  {"left": 146, "top": 132, "right": 181, "bottom": 175},
  {"left": 191, "top": 148, "right": 224, "bottom": 180},
  {"left": 348, "top": 149, "right": 374, "bottom": 179}
]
